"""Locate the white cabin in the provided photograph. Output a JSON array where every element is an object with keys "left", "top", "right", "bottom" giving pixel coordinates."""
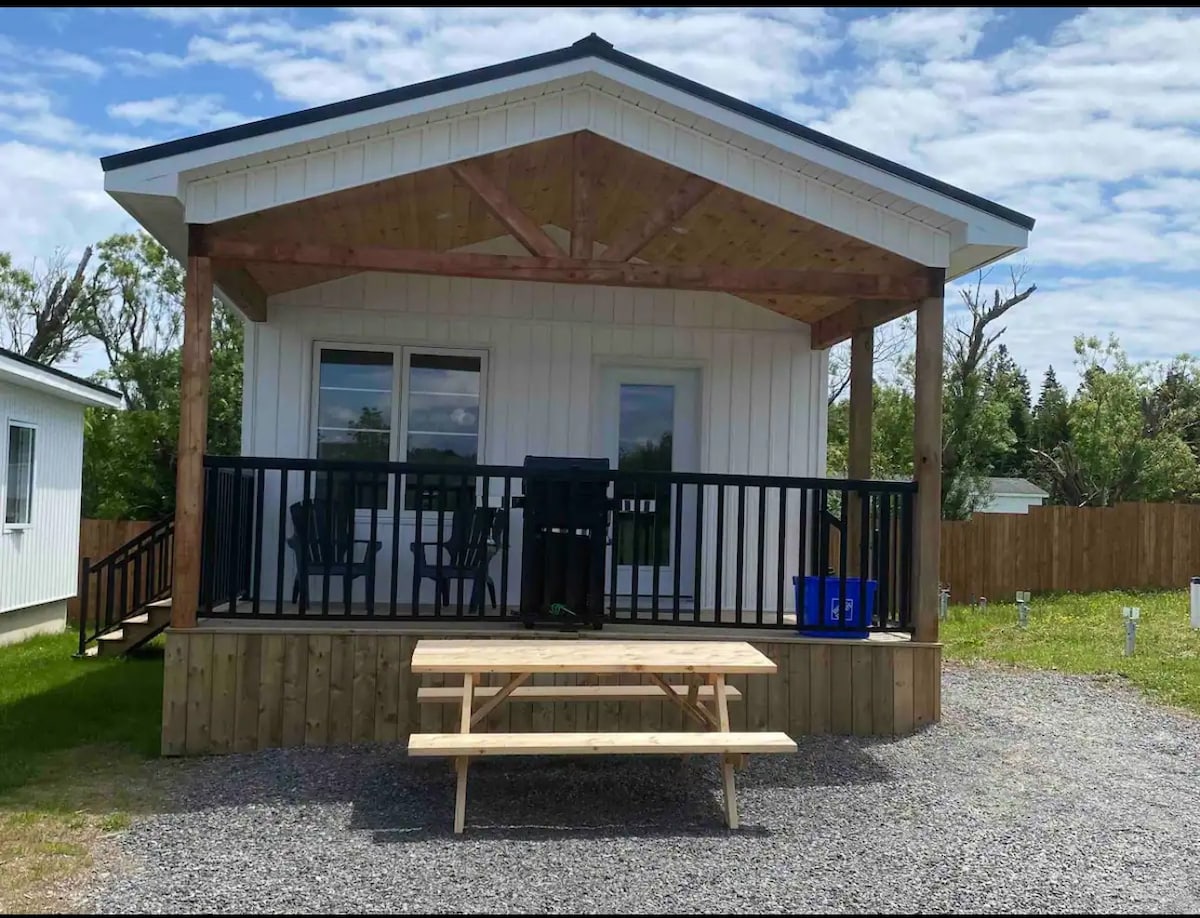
[{"left": 0, "top": 349, "right": 121, "bottom": 645}]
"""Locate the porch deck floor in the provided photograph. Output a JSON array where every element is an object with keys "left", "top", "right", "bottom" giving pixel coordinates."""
[{"left": 191, "top": 600, "right": 913, "bottom": 643}]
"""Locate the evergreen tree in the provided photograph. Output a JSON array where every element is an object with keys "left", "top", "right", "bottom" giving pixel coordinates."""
[
  {"left": 1031, "top": 366, "right": 1071, "bottom": 452},
  {"left": 984, "top": 344, "right": 1033, "bottom": 477}
]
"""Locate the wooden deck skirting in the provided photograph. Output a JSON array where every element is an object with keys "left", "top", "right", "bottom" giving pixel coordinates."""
[{"left": 161, "top": 626, "right": 941, "bottom": 755}]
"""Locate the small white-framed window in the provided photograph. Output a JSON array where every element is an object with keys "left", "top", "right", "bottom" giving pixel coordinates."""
[
  {"left": 309, "top": 343, "right": 486, "bottom": 513},
  {"left": 4, "top": 421, "right": 36, "bottom": 528}
]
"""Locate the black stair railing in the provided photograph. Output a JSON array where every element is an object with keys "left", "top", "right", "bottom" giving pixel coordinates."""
[{"left": 77, "top": 516, "right": 175, "bottom": 655}]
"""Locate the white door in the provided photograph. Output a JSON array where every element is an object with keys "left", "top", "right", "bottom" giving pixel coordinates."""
[{"left": 596, "top": 367, "right": 700, "bottom": 605}]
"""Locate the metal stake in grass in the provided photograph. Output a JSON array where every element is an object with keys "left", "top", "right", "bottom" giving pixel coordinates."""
[
  {"left": 1016, "top": 591, "right": 1030, "bottom": 629},
  {"left": 1122, "top": 606, "right": 1140, "bottom": 656},
  {"left": 938, "top": 587, "right": 950, "bottom": 622}
]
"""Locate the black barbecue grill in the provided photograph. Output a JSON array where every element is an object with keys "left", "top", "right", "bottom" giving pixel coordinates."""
[{"left": 518, "top": 455, "right": 609, "bottom": 629}]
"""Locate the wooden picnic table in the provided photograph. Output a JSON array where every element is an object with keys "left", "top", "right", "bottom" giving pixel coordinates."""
[{"left": 407, "top": 639, "right": 796, "bottom": 833}]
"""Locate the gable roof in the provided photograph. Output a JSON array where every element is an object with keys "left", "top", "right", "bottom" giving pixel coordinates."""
[
  {"left": 986, "top": 477, "right": 1049, "bottom": 497},
  {"left": 0, "top": 348, "right": 123, "bottom": 409},
  {"left": 100, "top": 34, "right": 1033, "bottom": 233}
]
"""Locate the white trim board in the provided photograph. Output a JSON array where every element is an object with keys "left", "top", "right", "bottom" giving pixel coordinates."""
[{"left": 0, "top": 353, "right": 122, "bottom": 410}]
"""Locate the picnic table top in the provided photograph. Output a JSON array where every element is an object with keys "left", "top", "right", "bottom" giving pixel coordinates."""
[{"left": 409, "top": 639, "right": 778, "bottom": 674}]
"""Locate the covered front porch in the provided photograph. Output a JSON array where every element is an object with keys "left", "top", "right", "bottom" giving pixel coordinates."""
[{"left": 97, "top": 36, "right": 1033, "bottom": 752}]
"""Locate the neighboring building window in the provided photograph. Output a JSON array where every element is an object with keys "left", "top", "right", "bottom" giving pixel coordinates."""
[
  {"left": 402, "top": 353, "right": 482, "bottom": 509},
  {"left": 311, "top": 345, "right": 485, "bottom": 511},
  {"left": 5, "top": 423, "right": 35, "bottom": 526}
]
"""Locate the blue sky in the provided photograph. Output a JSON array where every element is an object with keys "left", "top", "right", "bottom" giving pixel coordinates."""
[{"left": 2, "top": 7, "right": 1198, "bottom": 392}]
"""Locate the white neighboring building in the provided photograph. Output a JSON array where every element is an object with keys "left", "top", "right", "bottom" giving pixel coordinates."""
[
  {"left": 977, "top": 477, "right": 1049, "bottom": 514},
  {"left": 0, "top": 348, "right": 122, "bottom": 646}
]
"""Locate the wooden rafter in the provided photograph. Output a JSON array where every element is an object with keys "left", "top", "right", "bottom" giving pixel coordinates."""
[
  {"left": 571, "top": 132, "right": 595, "bottom": 258},
  {"left": 199, "top": 235, "right": 939, "bottom": 300},
  {"left": 601, "top": 174, "right": 715, "bottom": 262},
  {"left": 448, "top": 160, "right": 565, "bottom": 257}
]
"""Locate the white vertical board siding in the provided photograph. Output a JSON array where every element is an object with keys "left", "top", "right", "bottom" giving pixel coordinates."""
[
  {"left": 0, "top": 382, "right": 87, "bottom": 614},
  {"left": 247, "top": 273, "right": 825, "bottom": 612}
]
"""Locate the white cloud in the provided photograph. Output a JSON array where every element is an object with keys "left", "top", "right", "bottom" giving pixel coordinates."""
[
  {"left": 848, "top": 7, "right": 996, "bottom": 60},
  {"left": 0, "top": 90, "right": 147, "bottom": 151},
  {"left": 0, "top": 35, "right": 105, "bottom": 81},
  {"left": 129, "top": 7, "right": 256, "bottom": 26},
  {"left": 993, "top": 274, "right": 1200, "bottom": 394},
  {"left": 184, "top": 8, "right": 837, "bottom": 107},
  {"left": 111, "top": 48, "right": 189, "bottom": 76},
  {"left": 815, "top": 5, "right": 1200, "bottom": 285},
  {"left": 108, "top": 94, "right": 246, "bottom": 130},
  {"left": 0, "top": 141, "right": 132, "bottom": 264}
]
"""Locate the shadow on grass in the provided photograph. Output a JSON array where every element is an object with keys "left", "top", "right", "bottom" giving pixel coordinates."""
[{"left": 0, "top": 634, "right": 165, "bottom": 811}]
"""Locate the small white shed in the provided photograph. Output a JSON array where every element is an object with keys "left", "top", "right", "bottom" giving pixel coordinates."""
[
  {"left": 0, "top": 348, "right": 122, "bottom": 646},
  {"left": 978, "top": 477, "right": 1049, "bottom": 515}
]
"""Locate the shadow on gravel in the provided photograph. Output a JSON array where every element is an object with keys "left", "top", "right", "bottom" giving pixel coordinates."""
[
  {"left": 343, "top": 744, "right": 896, "bottom": 842},
  {"left": 139, "top": 734, "right": 899, "bottom": 845}
]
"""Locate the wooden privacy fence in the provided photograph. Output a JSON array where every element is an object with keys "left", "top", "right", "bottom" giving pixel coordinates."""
[
  {"left": 940, "top": 502, "right": 1200, "bottom": 603},
  {"left": 69, "top": 518, "right": 155, "bottom": 624}
]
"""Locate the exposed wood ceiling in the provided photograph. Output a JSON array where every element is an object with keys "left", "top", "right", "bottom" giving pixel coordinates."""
[{"left": 207, "top": 131, "right": 928, "bottom": 327}]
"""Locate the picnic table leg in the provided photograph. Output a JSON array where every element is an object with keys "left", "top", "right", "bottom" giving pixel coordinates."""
[
  {"left": 454, "top": 672, "right": 475, "bottom": 835},
  {"left": 712, "top": 673, "right": 739, "bottom": 829}
]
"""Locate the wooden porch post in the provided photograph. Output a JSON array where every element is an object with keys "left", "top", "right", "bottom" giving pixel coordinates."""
[
  {"left": 912, "top": 286, "right": 944, "bottom": 643},
  {"left": 847, "top": 329, "right": 873, "bottom": 575},
  {"left": 171, "top": 227, "right": 213, "bottom": 629}
]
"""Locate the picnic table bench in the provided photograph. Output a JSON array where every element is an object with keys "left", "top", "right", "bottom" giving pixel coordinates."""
[{"left": 408, "top": 639, "right": 797, "bottom": 833}]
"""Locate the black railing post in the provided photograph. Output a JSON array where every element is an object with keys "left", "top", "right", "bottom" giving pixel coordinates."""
[{"left": 77, "top": 557, "right": 90, "bottom": 656}]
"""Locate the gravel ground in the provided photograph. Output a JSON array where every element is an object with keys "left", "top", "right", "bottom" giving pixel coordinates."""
[{"left": 85, "top": 664, "right": 1200, "bottom": 914}]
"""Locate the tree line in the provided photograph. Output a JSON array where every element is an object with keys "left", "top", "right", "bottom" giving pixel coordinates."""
[
  {"left": 1, "top": 234, "right": 242, "bottom": 520},
  {"left": 828, "top": 268, "right": 1200, "bottom": 516}
]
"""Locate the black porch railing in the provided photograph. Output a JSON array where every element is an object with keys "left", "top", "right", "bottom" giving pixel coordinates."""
[
  {"left": 77, "top": 516, "right": 174, "bottom": 655},
  {"left": 198, "top": 455, "right": 916, "bottom": 633}
]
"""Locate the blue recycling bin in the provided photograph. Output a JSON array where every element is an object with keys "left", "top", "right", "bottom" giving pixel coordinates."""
[{"left": 792, "top": 575, "right": 876, "bottom": 638}]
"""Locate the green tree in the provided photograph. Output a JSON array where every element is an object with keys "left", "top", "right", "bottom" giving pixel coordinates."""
[
  {"left": 983, "top": 344, "right": 1033, "bottom": 477},
  {"left": 0, "top": 248, "right": 104, "bottom": 364},
  {"left": 81, "top": 233, "right": 242, "bottom": 519},
  {"left": 941, "top": 266, "right": 1036, "bottom": 518},
  {"left": 1032, "top": 336, "right": 1200, "bottom": 505}
]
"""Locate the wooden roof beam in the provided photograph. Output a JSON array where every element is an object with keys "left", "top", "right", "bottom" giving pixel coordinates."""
[
  {"left": 212, "top": 264, "right": 267, "bottom": 321},
  {"left": 198, "top": 235, "right": 941, "bottom": 301},
  {"left": 809, "top": 268, "right": 946, "bottom": 349},
  {"left": 601, "top": 174, "right": 714, "bottom": 262},
  {"left": 448, "top": 160, "right": 565, "bottom": 257},
  {"left": 571, "top": 132, "right": 595, "bottom": 258}
]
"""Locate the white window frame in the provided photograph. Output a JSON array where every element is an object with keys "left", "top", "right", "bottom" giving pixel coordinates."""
[
  {"left": 3, "top": 419, "right": 37, "bottom": 531},
  {"left": 308, "top": 341, "right": 488, "bottom": 518}
]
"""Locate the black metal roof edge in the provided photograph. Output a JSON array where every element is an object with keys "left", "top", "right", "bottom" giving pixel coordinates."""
[
  {"left": 100, "top": 33, "right": 1035, "bottom": 231},
  {"left": 0, "top": 347, "right": 122, "bottom": 400}
]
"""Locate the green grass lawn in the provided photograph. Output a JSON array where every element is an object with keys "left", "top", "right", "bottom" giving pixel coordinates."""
[
  {"left": 0, "top": 630, "right": 163, "bottom": 913},
  {"left": 942, "top": 589, "right": 1200, "bottom": 715}
]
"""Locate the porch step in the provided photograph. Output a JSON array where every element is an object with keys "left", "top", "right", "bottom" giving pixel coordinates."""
[{"left": 93, "top": 603, "right": 172, "bottom": 658}]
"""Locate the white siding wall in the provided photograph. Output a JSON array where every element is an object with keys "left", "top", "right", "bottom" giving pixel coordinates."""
[
  {"left": 978, "top": 494, "right": 1046, "bottom": 515},
  {"left": 0, "top": 382, "right": 86, "bottom": 614},
  {"left": 243, "top": 272, "right": 828, "bottom": 612}
]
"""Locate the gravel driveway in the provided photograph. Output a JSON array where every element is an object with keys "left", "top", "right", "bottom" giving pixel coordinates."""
[{"left": 86, "top": 665, "right": 1200, "bottom": 914}]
